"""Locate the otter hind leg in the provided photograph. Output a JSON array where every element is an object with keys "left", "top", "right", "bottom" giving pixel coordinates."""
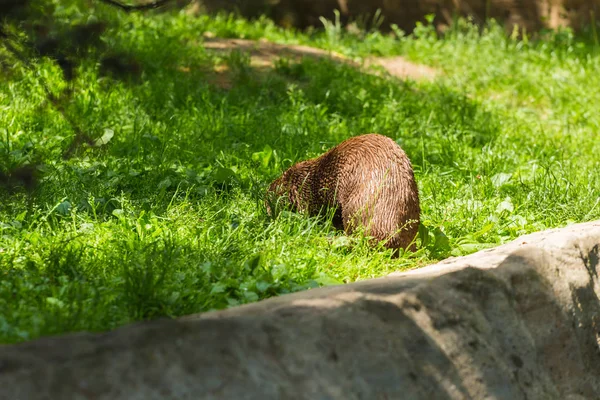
[
  {"left": 331, "top": 207, "right": 344, "bottom": 230},
  {"left": 344, "top": 200, "right": 418, "bottom": 252},
  {"left": 341, "top": 201, "right": 373, "bottom": 237}
]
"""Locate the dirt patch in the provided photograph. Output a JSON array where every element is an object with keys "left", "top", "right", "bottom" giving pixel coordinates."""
[
  {"left": 202, "top": 37, "right": 348, "bottom": 65},
  {"left": 201, "top": 37, "right": 440, "bottom": 88},
  {"left": 365, "top": 56, "right": 439, "bottom": 80}
]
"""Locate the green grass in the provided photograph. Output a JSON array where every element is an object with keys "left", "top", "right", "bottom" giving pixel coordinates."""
[{"left": 1, "top": 3, "right": 600, "bottom": 343}]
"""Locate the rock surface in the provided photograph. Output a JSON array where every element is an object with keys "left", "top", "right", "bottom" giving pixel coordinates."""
[{"left": 1, "top": 221, "right": 600, "bottom": 399}]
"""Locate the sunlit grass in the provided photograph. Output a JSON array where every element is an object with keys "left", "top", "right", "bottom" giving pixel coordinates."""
[{"left": 1, "top": 3, "right": 599, "bottom": 343}]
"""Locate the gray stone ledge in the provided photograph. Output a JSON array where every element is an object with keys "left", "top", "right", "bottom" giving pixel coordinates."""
[{"left": 2, "top": 221, "right": 600, "bottom": 400}]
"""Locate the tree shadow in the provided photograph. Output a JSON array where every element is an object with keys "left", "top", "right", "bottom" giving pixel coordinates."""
[
  {"left": 38, "top": 32, "right": 500, "bottom": 213},
  {"left": 2, "top": 7, "right": 499, "bottom": 220}
]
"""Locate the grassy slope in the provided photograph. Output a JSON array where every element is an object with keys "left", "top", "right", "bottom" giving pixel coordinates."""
[{"left": 1, "top": 5, "right": 599, "bottom": 343}]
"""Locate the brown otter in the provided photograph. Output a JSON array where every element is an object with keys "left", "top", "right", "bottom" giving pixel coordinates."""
[{"left": 266, "top": 133, "right": 420, "bottom": 251}]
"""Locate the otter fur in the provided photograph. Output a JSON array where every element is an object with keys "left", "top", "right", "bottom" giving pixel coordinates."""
[{"left": 266, "top": 133, "right": 420, "bottom": 251}]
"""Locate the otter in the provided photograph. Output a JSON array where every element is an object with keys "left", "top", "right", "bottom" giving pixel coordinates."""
[{"left": 266, "top": 133, "right": 420, "bottom": 251}]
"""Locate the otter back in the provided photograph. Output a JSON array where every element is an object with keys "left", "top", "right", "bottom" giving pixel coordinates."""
[{"left": 267, "top": 133, "right": 420, "bottom": 251}]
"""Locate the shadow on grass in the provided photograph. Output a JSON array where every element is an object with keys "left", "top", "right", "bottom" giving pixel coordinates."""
[{"left": 14, "top": 31, "right": 503, "bottom": 216}]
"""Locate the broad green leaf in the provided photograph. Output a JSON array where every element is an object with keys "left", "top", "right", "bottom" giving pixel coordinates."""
[
  {"left": 210, "top": 282, "right": 227, "bottom": 294},
  {"left": 46, "top": 297, "right": 65, "bottom": 308},
  {"left": 491, "top": 172, "right": 512, "bottom": 187},
  {"left": 212, "top": 167, "right": 237, "bottom": 184},
  {"left": 56, "top": 201, "right": 72, "bottom": 215},
  {"left": 256, "top": 280, "right": 271, "bottom": 293},
  {"left": 314, "top": 273, "right": 343, "bottom": 286},
  {"left": 496, "top": 197, "right": 514, "bottom": 214},
  {"left": 94, "top": 129, "right": 114, "bottom": 147},
  {"left": 157, "top": 177, "right": 172, "bottom": 190},
  {"left": 433, "top": 227, "right": 451, "bottom": 251}
]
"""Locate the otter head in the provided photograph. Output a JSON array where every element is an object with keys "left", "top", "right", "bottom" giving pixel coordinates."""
[{"left": 265, "top": 160, "right": 314, "bottom": 218}]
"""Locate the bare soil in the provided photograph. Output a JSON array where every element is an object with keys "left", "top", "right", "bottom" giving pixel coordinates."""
[{"left": 200, "top": 37, "right": 439, "bottom": 89}]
